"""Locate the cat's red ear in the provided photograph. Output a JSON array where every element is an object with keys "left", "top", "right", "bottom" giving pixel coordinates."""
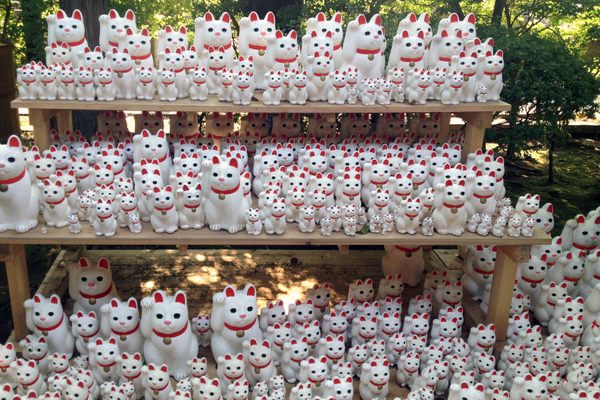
[
  {"left": 98, "top": 258, "right": 110, "bottom": 270},
  {"left": 174, "top": 291, "right": 186, "bottom": 305},
  {"left": 153, "top": 291, "right": 164, "bottom": 303},
  {"left": 246, "top": 284, "right": 256, "bottom": 297},
  {"left": 7, "top": 135, "right": 21, "bottom": 148},
  {"left": 265, "top": 11, "right": 275, "bottom": 24}
]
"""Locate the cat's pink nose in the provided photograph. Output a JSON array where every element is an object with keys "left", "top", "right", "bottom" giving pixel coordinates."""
[
  {"left": 239, "top": 314, "right": 247, "bottom": 319},
  {"left": 261, "top": 32, "right": 267, "bottom": 37},
  {"left": 215, "top": 32, "right": 221, "bottom": 36},
  {"left": 40, "top": 317, "right": 46, "bottom": 321},
  {"left": 88, "top": 283, "right": 95, "bottom": 287},
  {"left": 218, "top": 178, "right": 224, "bottom": 182},
  {"left": 164, "top": 320, "right": 172, "bottom": 326},
  {"left": 64, "top": 28, "right": 70, "bottom": 33},
  {"left": 0, "top": 163, "right": 5, "bottom": 168},
  {"left": 374, "top": 35, "right": 379, "bottom": 39},
  {"left": 119, "top": 321, "right": 125, "bottom": 326},
  {"left": 117, "top": 29, "right": 123, "bottom": 33}
]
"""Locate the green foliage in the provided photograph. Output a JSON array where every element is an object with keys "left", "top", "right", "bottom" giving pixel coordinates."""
[{"left": 481, "top": 25, "right": 600, "bottom": 157}]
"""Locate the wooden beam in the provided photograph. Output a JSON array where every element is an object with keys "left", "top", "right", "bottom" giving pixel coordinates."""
[
  {"left": 4, "top": 244, "right": 30, "bottom": 340},
  {"left": 28, "top": 109, "right": 53, "bottom": 150},
  {"left": 457, "top": 112, "right": 494, "bottom": 163}
]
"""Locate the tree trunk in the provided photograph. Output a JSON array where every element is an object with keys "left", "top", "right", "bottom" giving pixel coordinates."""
[
  {"left": 492, "top": 0, "right": 506, "bottom": 25},
  {"left": 59, "top": 0, "right": 108, "bottom": 136},
  {"left": 21, "top": 1, "right": 48, "bottom": 61},
  {"left": 447, "top": 0, "right": 464, "bottom": 19},
  {"left": 547, "top": 138, "right": 555, "bottom": 184}
]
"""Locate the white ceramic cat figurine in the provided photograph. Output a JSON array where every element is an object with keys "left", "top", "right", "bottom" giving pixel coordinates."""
[
  {"left": 211, "top": 284, "right": 262, "bottom": 362},
  {"left": 92, "top": 198, "right": 117, "bottom": 237},
  {"left": 99, "top": 9, "right": 136, "bottom": 53},
  {"left": 108, "top": 48, "right": 136, "bottom": 99},
  {"left": 306, "top": 51, "right": 333, "bottom": 101},
  {"left": 359, "top": 356, "right": 389, "bottom": 400},
  {"left": 480, "top": 50, "right": 504, "bottom": 101},
  {"left": 264, "top": 198, "right": 286, "bottom": 235},
  {"left": 136, "top": 66, "right": 156, "bottom": 100},
  {"left": 94, "top": 67, "right": 117, "bottom": 101},
  {"left": 70, "top": 311, "right": 101, "bottom": 355},
  {"left": 133, "top": 129, "right": 171, "bottom": 185},
  {"left": 201, "top": 156, "right": 249, "bottom": 233},
  {"left": 238, "top": 12, "right": 277, "bottom": 89},
  {"left": 11, "top": 359, "right": 47, "bottom": 395},
  {"left": 24, "top": 294, "right": 74, "bottom": 356},
  {"left": 262, "top": 70, "right": 283, "bottom": 105},
  {"left": 343, "top": 14, "right": 385, "bottom": 79},
  {"left": 388, "top": 30, "right": 425, "bottom": 73},
  {"left": 233, "top": 71, "right": 254, "bottom": 105},
  {"left": 149, "top": 186, "right": 178, "bottom": 234},
  {"left": 189, "top": 66, "right": 208, "bottom": 101},
  {"left": 101, "top": 297, "right": 144, "bottom": 355},
  {"left": 40, "top": 178, "right": 71, "bottom": 228},
  {"left": 68, "top": 256, "right": 118, "bottom": 314},
  {"left": 115, "top": 352, "right": 144, "bottom": 399},
  {"left": 47, "top": 9, "right": 89, "bottom": 67},
  {"left": 432, "top": 179, "right": 467, "bottom": 236},
  {"left": 140, "top": 290, "right": 198, "bottom": 379},
  {"left": 0, "top": 136, "right": 39, "bottom": 233},
  {"left": 141, "top": 363, "right": 172, "bottom": 400},
  {"left": 37, "top": 65, "right": 58, "bottom": 100},
  {"left": 17, "top": 64, "right": 38, "bottom": 100},
  {"left": 306, "top": 12, "right": 344, "bottom": 68},
  {"left": 57, "top": 64, "right": 76, "bottom": 100},
  {"left": 243, "top": 339, "right": 276, "bottom": 387},
  {"left": 75, "top": 66, "right": 95, "bottom": 101},
  {"left": 288, "top": 70, "right": 308, "bottom": 105},
  {"left": 18, "top": 335, "right": 49, "bottom": 376},
  {"left": 194, "top": 12, "right": 235, "bottom": 68}
]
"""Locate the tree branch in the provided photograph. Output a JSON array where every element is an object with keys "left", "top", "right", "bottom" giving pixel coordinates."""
[{"left": 492, "top": 0, "right": 506, "bottom": 26}]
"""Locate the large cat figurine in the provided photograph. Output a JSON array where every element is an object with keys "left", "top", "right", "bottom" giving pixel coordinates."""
[
  {"left": 132, "top": 129, "right": 171, "bottom": 185},
  {"left": 210, "top": 284, "right": 262, "bottom": 361},
  {"left": 238, "top": 11, "right": 277, "bottom": 89},
  {"left": 47, "top": 9, "right": 88, "bottom": 67},
  {"left": 140, "top": 290, "right": 198, "bottom": 380},
  {"left": 201, "top": 156, "right": 249, "bottom": 233},
  {"left": 99, "top": 9, "right": 136, "bottom": 52},
  {"left": 194, "top": 12, "right": 235, "bottom": 68},
  {"left": 23, "top": 294, "right": 75, "bottom": 356},
  {"left": 124, "top": 27, "right": 154, "bottom": 68},
  {"left": 342, "top": 14, "right": 385, "bottom": 79},
  {"left": 68, "top": 257, "right": 118, "bottom": 314},
  {"left": 306, "top": 12, "right": 344, "bottom": 69},
  {"left": 100, "top": 297, "right": 144, "bottom": 355},
  {"left": 0, "top": 135, "right": 39, "bottom": 233}
]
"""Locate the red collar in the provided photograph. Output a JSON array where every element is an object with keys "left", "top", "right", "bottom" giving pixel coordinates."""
[
  {"left": 46, "top": 197, "right": 66, "bottom": 206},
  {"left": 196, "top": 326, "right": 210, "bottom": 334},
  {"left": 21, "top": 78, "right": 37, "bottom": 84},
  {"left": 564, "top": 331, "right": 580, "bottom": 340},
  {"left": 111, "top": 321, "right": 140, "bottom": 336},
  {"left": 224, "top": 318, "right": 256, "bottom": 332},
  {"left": 153, "top": 321, "right": 189, "bottom": 339},
  {"left": 161, "top": 80, "right": 175, "bottom": 86},
  {"left": 247, "top": 218, "right": 261, "bottom": 223},
  {"left": 521, "top": 276, "right": 543, "bottom": 284},
  {"left": 123, "top": 370, "right": 142, "bottom": 381},
  {"left": 417, "top": 84, "right": 430, "bottom": 89},
  {"left": 359, "top": 332, "right": 375, "bottom": 340},
  {"left": 67, "top": 37, "right": 86, "bottom": 47},
  {"left": 374, "top": 202, "right": 388, "bottom": 209},
  {"left": 143, "top": 153, "right": 168, "bottom": 164},
  {"left": 313, "top": 71, "right": 329, "bottom": 77},
  {"left": 78, "top": 80, "right": 93, "bottom": 85},
  {"left": 394, "top": 191, "right": 411, "bottom": 197},
  {"left": 327, "top": 353, "right": 343, "bottom": 361},
  {"left": 443, "top": 202, "right": 464, "bottom": 209},
  {"left": 333, "top": 43, "right": 342, "bottom": 51},
  {"left": 194, "top": 80, "right": 207, "bottom": 85},
  {"left": 237, "top": 84, "right": 250, "bottom": 90},
  {"left": 294, "top": 84, "right": 306, "bottom": 89},
  {"left": 212, "top": 183, "right": 240, "bottom": 196},
  {"left": 140, "top": 79, "right": 153, "bottom": 85},
  {"left": 97, "top": 213, "right": 114, "bottom": 220},
  {"left": 98, "top": 80, "right": 113, "bottom": 86},
  {"left": 29, "top": 351, "right": 48, "bottom": 362},
  {"left": 275, "top": 56, "right": 297, "bottom": 64},
  {"left": 148, "top": 381, "right": 170, "bottom": 392},
  {"left": 53, "top": 365, "right": 69, "bottom": 374},
  {"left": 21, "top": 373, "right": 40, "bottom": 388},
  {"left": 209, "top": 66, "right": 225, "bottom": 72},
  {"left": 249, "top": 43, "right": 267, "bottom": 51},
  {"left": 404, "top": 213, "right": 418, "bottom": 219},
  {"left": 395, "top": 245, "right": 421, "bottom": 252},
  {"left": 184, "top": 202, "right": 201, "bottom": 209},
  {"left": 369, "top": 379, "right": 386, "bottom": 389},
  {"left": 308, "top": 376, "right": 325, "bottom": 384},
  {"left": 333, "top": 84, "right": 346, "bottom": 89},
  {"left": 473, "top": 267, "right": 494, "bottom": 275},
  {"left": 271, "top": 213, "right": 285, "bottom": 220},
  {"left": 131, "top": 52, "right": 152, "bottom": 61},
  {"left": 312, "top": 203, "right": 325, "bottom": 209},
  {"left": 155, "top": 204, "right": 175, "bottom": 213},
  {"left": 371, "top": 179, "right": 388, "bottom": 186},
  {"left": 35, "top": 313, "right": 65, "bottom": 332},
  {"left": 268, "top": 84, "right": 281, "bottom": 89},
  {"left": 172, "top": 67, "right": 184, "bottom": 74},
  {"left": 573, "top": 242, "right": 596, "bottom": 251},
  {"left": 444, "top": 300, "right": 461, "bottom": 306},
  {"left": 97, "top": 360, "right": 116, "bottom": 369},
  {"left": 547, "top": 300, "right": 555, "bottom": 307},
  {"left": 450, "top": 84, "right": 462, "bottom": 89},
  {"left": 563, "top": 276, "right": 580, "bottom": 283},
  {"left": 80, "top": 283, "right": 113, "bottom": 301},
  {"left": 400, "top": 56, "right": 422, "bottom": 63},
  {"left": 522, "top": 209, "right": 537, "bottom": 216},
  {"left": 439, "top": 56, "right": 451, "bottom": 62},
  {"left": 343, "top": 191, "right": 359, "bottom": 198},
  {"left": 121, "top": 205, "right": 137, "bottom": 213},
  {"left": 357, "top": 47, "right": 379, "bottom": 55},
  {"left": 108, "top": 40, "right": 120, "bottom": 48},
  {"left": 484, "top": 70, "right": 502, "bottom": 76},
  {"left": 0, "top": 168, "right": 27, "bottom": 185},
  {"left": 80, "top": 326, "right": 100, "bottom": 339},
  {"left": 433, "top": 80, "right": 444, "bottom": 85},
  {"left": 114, "top": 66, "right": 133, "bottom": 74},
  {"left": 477, "top": 342, "right": 493, "bottom": 349},
  {"left": 473, "top": 192, "right": 494, "bottom": 200},
  {"left": 61, "top": 78, "right": 75, "bottom": 84},
  {"left": 249, "top": 359, "right": 272, "bottom": 370},
  {"left": 205, "top": 41, "right": 232, "bottom": 50}
]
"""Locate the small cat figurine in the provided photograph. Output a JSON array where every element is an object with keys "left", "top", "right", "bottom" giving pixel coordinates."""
[
  {"left": 100, "top": 297, "right": 144, "bottom": 355},
  {"left": 24, "top": 294, "right": 75, "bottom": 356},
  {"left": 149, "top": 185, "right": 178, "bottom": 234}
]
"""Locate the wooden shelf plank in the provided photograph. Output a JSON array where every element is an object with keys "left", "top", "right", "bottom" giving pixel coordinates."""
[
  {"left": 0, "top": 221, "right": 550, "bottom": 246},
  {"left": 11, "top": 96, "right": 512, "bottom": 114}
]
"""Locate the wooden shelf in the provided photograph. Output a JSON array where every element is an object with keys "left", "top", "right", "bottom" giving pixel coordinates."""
[
  {"left": 11, "top": 96, "right": 512, "bottom": 114},
  {"left": 0, "top": 221, "right": 550, "bottom": 246}
]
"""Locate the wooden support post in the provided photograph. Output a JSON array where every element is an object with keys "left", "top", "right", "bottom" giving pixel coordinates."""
[
  {"left": 338, "top": 245, "right": 349, "bottom": 255},
  {"left": 55, "top": 110, "right": 73, "bottom": 133},
  {"left": 178, "top": 245, "right": 188, "bottom": 254},
  {"left": 3, "top": 244, "right": 30, "bottom": 340},
  {"left": 28, "top": 109, "right": 53, "bottom": 150},
  {"left": 486, "top": 245, "right": 529, "bottom": 343},
  {"left": 438, "top": 113, "right": 451, "bottom": 143},
  {"left": 457, "top": 112, "right": 494, "bottom": 163}
]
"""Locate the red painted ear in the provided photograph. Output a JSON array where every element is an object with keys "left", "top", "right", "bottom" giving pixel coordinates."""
[
  {"left": 175, "top": 292, "right": 186, "bottom": 305},
  {"left": 7, "top": 135, "right": 21, "bottom": 148},
  {"left": 460, "top": 382, "right": 469, "bottom": 390},
  {"left": 160, "top": 364, "right": 168, "bottom": 373},
  {"left": 265, "top": 11, "right": 276, "bottom": 24},
  {"left": 98, "top": 258, "right": 110, "bottom": 270},
  {"left": 153, "top": 291, "right": 164, "bottom": 303},
  {"left": 246, "top": 284, "right": 256, "bottom": 297},
  {"left": 357, "top": 14, "right": 367, "bottom": 25},
  {"left": 50, "top": 294, "right": 60, "bottom": 304},
  {"left": 225, "top": 286, "right": 236, "bottom": 297}
]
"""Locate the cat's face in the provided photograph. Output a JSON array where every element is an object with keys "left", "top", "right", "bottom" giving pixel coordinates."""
[
  {"left": 355, "top": 316, "right": 377, "bottom": 340},
  {"left": 95, "top": 67, "right": 113, "bottom": 83},
  {"left": 107, "top": 298, "right": 139, "bottom": 331},
  {"left": 109, "top": 48, "right": 133, "bottom": 71},
  {"left": 82, "top": 46, "right": 104, "bottom": 70},
  {"left": 188, "top": 357, "right": 207, "bottom": 378},
  {"left": 218, "top": 353, "right": 244, "bottom": 380},
  {"left": 47, "top": 42, "right": 71, "bottom": 66},
  {"left": 311, "top": 12, "right": 343, "bottom": 45},
  {"left": 162, "top": 48, "right": 184, "bottom": 70},
  {"left": 149, "top": 291, "right": 189, "bottom": 333},
  {"left": 245, "top": 12, "right": 276, "bottom": 45},
  {"left": 353, "top": 14, "right": 384, "bottom": 49},
  {"left": 162, "top": 25, "right": 188, "bottom": 51},
  {"left": 208, "top": 157, "right": 241, "bottom": 191},
  {"left": 0, "top": 136, "right": 27, "bottom": 181},
  {"left": 193, "top": 376, "right": 221, "bottom": 400},
  {"left": 72, "top": 311, "right": 99, "bottom": 337},
  {"left": 125, "top": 27, "right": 150, "bottom": 57},
  {"left": 200, "top": 12, "right": 232, "bottom": 47},
  {"left": 398, "top": 30, "right": 425, "bottom": 58},
  {"left": 220, "top": 285, "right": 258, "bottom": 326},
  {"left": 58, "top": 65, "right": 74, "bottom": 82},
  {"left": 53, "top": 9, "right": 86, "bottom": 41},
  {"left": 152, "top": 185, "right": 174, "bottom": 208},
  {"left": 274, "top": 30, "right": 298, "bottom": 59},
  {"left": 484, "top": 50, "right": 504, "bottom": 73},
  {"left": 117, "top": 352, "right": 143, "bottom": 377},
  {"left": 105, "top": 9, "right": 137, "bottom": 43},
  {"left": 310, "top": 51, "right": 332, "bottom": 74}
]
